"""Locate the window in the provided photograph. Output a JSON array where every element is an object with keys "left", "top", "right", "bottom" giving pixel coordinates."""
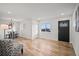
[{"left": 40, "top": 23, "right": 51, "bottom": 32}]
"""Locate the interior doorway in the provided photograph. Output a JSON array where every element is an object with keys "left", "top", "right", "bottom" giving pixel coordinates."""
[{"left": 32, "top": 20, "right": 39, "bottom": 39}]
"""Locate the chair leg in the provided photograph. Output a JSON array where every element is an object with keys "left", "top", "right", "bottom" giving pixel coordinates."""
[{"left": 21, "top": 48, "right": 23, "bottom": 55}]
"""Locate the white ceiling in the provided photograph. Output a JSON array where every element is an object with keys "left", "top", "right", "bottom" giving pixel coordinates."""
[{"left": 0, "top": 3, "right": 77, "bottom": 21}]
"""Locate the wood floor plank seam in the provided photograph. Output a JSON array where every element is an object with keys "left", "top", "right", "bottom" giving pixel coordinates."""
[{"left": 16, "top": 37, "right": 76, "bottom": 56}]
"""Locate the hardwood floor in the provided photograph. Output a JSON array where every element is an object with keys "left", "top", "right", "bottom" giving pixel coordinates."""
[{"left": 15, "top": 37, "right": 75, "bottom": 56}]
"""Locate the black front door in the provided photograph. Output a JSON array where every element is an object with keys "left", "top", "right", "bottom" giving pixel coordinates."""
[{"left": 58, "top": 20, "right": 69, "bottom": 42}]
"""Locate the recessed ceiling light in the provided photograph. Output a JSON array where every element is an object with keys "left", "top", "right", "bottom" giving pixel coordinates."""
[
  {"left": 37, "top": 18, "right": 41, "bottom": 21},
  {"left": 8, "top": 11, "right": 12, "bottom": 14},
  {"left": 61, "top": 13, "right": 64, "bottom": 15}
]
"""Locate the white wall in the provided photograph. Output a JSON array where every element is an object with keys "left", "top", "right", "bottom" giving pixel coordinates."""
[
  {"left": 39, "top": 19, "right": 58, "bottom": 41},
  {"left": 32, "top": 20, "right": 38, "bottom": 39},
  {"left": 71, "top": 4, "right": 79, "bottom": 56},
  {"left": 19, "top": 19, "right": 32, "bottom": 39},
  {"left": 0, "top": 29, "right": 4, "bottom": 39},
  {"left": 38, "top": 16, "right": 71, "bottom": 41}
]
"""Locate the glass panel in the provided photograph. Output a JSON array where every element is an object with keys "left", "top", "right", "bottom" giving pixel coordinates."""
[
  {"left": 40, "top": 23, "right": 51, "bottom": 32},
  {"left": 60, "top": 22, "right": 68, "bottom": 27}
]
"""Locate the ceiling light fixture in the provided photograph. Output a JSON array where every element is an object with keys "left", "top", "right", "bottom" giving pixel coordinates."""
[
  {"left": 37, "top": 18, "right": 41, "bottom": 20},
  {"left": 8, "top": 11, "right": 12, "bottom": 14},
  {"left": 61, "top": 13, "right": 64, "bottom": 15}
]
